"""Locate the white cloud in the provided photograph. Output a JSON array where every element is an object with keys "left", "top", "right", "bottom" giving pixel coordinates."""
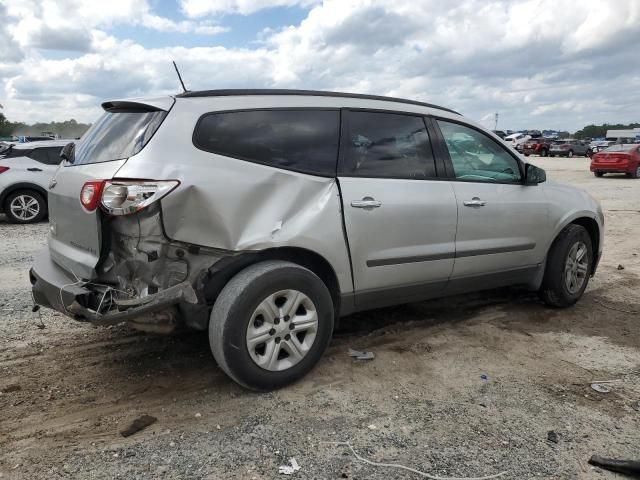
[
  {"left": 180, "top": 0, "right": 320, "bottom": 17},
  {"left": 1, "top": 0, "right": 639, "bottom": 131}
]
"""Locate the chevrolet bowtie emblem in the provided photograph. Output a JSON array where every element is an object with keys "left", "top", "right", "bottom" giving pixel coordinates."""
[{"left": 49, "top": 178, "right": 57, "bottom": 189}]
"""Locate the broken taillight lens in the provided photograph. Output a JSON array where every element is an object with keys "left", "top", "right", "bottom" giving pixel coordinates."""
[
  {"left": 100, "top": 180, "right": 179, "bottom": 215},
  {"left": 80, "top": 180, "right": 106, "bottom": 211}
]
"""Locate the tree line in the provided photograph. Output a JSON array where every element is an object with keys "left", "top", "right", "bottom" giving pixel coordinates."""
[{"left": 0, "top": 113, "right": 91, "bottom": 139}]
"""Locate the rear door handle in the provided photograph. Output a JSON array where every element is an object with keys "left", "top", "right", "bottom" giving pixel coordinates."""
[
  {"left": 351, "top": 197, "right": 382, "bottom": 209},
  {"left": 463, "top": 197, "right": 486, "bottom": 207},
  {"left": 27, "top": 168, "right": 43, "bottom": 172}
]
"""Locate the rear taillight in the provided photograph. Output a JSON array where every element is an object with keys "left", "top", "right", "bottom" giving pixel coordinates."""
[
  {"left": 100, "top": 180, "right": 179, "bottom": 215},
  {"left": 80, "top": 180, "right": 106, "bottom": 211},
  {"left": 0, "top": 166, "right": 9, "bottom": 174}
]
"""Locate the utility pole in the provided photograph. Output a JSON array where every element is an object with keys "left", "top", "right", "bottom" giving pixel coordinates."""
[{"left": 494, "top": 112, "right": 499, "bottom": 130}]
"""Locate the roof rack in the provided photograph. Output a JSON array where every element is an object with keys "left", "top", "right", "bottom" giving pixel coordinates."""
[{"left": 176, "top": 89, "right": 459, "bottom": 115}]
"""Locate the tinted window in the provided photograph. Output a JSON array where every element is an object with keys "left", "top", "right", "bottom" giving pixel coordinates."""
[
  {"left": 194, "top": 110, "right": 339, "bottom": 176},
  {"left": 2, "top": 148, "right": 31, "bottom": 159},
  {"left": 28, "top": 147, "right": 63, "bottom": 165},
  {"left": 29, "top": 148, "right": 48, "bottom": 163},
  {"left": 437, "top": 120, "right": 522, "bottom": 183},
  {"left": 343, "top": 111, "right": 435, "bottom": 179},
  {"left": 72, "top": 110, "right": 166, "bottom": 165}
]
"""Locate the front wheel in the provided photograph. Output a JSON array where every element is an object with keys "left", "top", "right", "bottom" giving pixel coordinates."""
[
  {"left": 209, "top": 260, "right": 334, "bottom": 391},
  {"left": 540, "top": 224, "right": 593, "bottom": 308},
  {"left": 540, "top": 149, "right": 548, "bottom": 157},
  {"left": 567, "top": 150, "right": 574, "bottom": 158},
  {"left": 4, "top": 190, "right": 47, "bottom": 224},
  {"left": 594, "top": 172, "right": 604, "bottom": 177},
  {"left": 630, "top": 165, "right": 640, "bottom": 179}
]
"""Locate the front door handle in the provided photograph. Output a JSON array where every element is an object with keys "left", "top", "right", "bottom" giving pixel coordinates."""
[
  {"left": 463, "top": 197, "right": 486, "bottom": 208},
  {"left": 351, "top": 197, "right": 382, "bottom": 209},
  {"left": 27, "top": 167, "right": 43, "bottom": 172}
]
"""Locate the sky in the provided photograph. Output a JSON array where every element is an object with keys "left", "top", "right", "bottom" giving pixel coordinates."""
[{"left": 0, "top": 0, "right": 638, "bottom": 131}]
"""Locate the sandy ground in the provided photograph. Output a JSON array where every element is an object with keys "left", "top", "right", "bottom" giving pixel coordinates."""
[{"left": 0, "top": 156, "right": 639, "bottom": 479}]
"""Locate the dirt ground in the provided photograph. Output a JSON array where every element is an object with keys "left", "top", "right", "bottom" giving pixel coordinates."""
[{"left": 1, "top": 156, "right": 639, "bottom": 479}]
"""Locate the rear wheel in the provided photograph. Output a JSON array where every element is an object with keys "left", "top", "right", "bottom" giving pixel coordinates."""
[
  {"left": 540, "top": 148, "right": 548, "bottom": 157},
  {"left": 550, "top": 154, "right": 555, "bottom": 157},
  {"left": 4, "top": 190, "right": 47, "bottom": 224},
  {"left": 594, "top": 172, "right": 604, "bottom": 177},
  {"left": 567, "top": 150, "right": 574, "bottom": 158},
  {"left": 630, "top": 165, "right": 640, "bottom": 179},
  {"left": 209, "top": 260, "right": 334, "bottom": 391},
  {"left": 540, "top": 224, "right": 592, "bottom": 308}
]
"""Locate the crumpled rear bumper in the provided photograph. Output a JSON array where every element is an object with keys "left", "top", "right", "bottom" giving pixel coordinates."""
[{"left": 30, "top": 248, "right": 198, "bottom": 327}]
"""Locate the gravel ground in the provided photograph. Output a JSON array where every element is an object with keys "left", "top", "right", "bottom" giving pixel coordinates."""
[{"left": 1, "top": 156, "right": 639, "bottom": 479}]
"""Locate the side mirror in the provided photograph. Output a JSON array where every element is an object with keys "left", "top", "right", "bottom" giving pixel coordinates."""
[
  {"left": 60, "top": 142, "right": 75, "bottom": 164},
  {"left": 524, "top": 163, "right": 546, "bottom": 185}
]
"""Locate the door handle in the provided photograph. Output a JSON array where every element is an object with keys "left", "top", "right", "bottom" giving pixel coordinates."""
[
  {"left": 351, "top": 197, "right": 382, "bottom": 209},
  {"left": 27, "top": 168, "right": 43, "bottom": 172},
  {"left": 463, "top": 197, "right": 486, "bottom": 207}
]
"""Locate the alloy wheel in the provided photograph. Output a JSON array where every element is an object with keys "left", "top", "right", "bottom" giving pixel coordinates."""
[
  {"left": 9, "top": 194, "right": 40, "bottom": 221},
  {"left": 564, "top": 241, "right": 589, "bottom": 294},
  {"left": 246, "top": 289, "right": 318, "bottom": 372}
]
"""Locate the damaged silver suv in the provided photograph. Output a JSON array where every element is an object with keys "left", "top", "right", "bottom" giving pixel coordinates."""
[{"left": 31, "top": 90, "right": 604, "bottom": 391}]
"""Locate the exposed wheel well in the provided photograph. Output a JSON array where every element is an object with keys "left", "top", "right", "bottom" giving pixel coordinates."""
[
  {"left": 203, "top": 247, "right": 341, "bottom": 316},
  {"left": 569, "top": 217, "right": 600, "bottom": 268}
]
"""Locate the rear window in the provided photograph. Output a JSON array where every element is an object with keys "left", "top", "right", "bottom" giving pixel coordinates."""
[
  {"left": 1, "top": 147, "right": 32, "bottom": 159},
  {"left": 71, "top": 110, "right": 166, "bottom": 165},
  {"left": 29, "top": 147, "right": 64, "bottom": 165},
  {"left": 603, "top": 144, "right": 636, "bottom": 152},
  {"left": 193, "top": 109, "right": 340, "bottom": 176}
]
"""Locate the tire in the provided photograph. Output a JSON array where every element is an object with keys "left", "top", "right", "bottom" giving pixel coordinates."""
[
  {"left": 594, "top": 172, "right": 604, "bottom": 177},
  {"left": 524, "top": 153, "right": 530, "bottom": 157},
  {"left": 550, "top": 154, "right": 555, "bottom": 158},
  {"left": 540, "top": 224, "right": 593, "bottom": 308},
  {"left": 4, "top": 189, "right": 47, "bottom": 224},
  {"left": 209, "top": 260, "right": 334, "bottom": 391},
  {"left": 630, "top": 165, "right": 640, "bottom": 179},
  {"left": 540, "top": 149, "right": 548, "bottom": 157},
  {"left": 568, "top": 150, "right": 574, "bottom": 158}
]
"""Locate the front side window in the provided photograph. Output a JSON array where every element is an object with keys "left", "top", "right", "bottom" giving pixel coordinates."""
[
  {"left": 437, "top": 120, "right": 522, "bottom": 183},
  {"left": 193, "top": 109, "right": 340, "bottom": 176},
  {"left": 342, "top": 111, "right": 435, "bottom": 179}
]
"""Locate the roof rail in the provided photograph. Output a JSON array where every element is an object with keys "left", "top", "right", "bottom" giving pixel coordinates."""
[{"left": 176, "top": 89, "right": 459, "bottom": 115}]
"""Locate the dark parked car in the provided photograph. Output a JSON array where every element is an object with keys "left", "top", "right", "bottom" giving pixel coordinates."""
[
  {"left": 549, "top": 140, "right": 589, "bottom": 157},
  {"left": 522, "top": 138, "right": 552, "bottom": 157}
]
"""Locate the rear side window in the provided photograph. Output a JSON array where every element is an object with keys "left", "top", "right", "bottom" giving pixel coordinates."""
[
  {"left": 342, "top": 111, "right": 435, "bottom": 179},
  {"left": 2, "top": 148, "right": 32, "bottom": 159},
  {"left": 193, "top": 109, "right": 339, "bottom": 176},
  {"left": 29, "top": 147, "right": 63, "bottom": 165},
  {"left": 72, "top": 110, "right": 166, "bottom": 165}
]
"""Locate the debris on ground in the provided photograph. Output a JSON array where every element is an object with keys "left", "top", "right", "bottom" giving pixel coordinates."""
[
  {"left": 617, "top": 264, "right": 625, "bottom": 270},
  {"left": 120, "top": 415, "right": 158, "bottom": 437},
  {"left": 631, "top": 401, "right": 640, "bottom": 412},
  {"left": 480, "top": 374, "right": 488, "bottom": 380},
  {"left": 348, "top": 349, "right": 375, "bottom": 360},
  {"left": 591, "top": 383, "right": 612, "bottom": 393},
  {"left": 1, "top": 384, "right": 22, "bottom": 393},
  {"left": 278, "top": 457, "right": 301, "bottom": 475},
  {"left": 328, "top": 441, "right": 508, "bottom": 479},
  {"left": 588, "top": 455, "right": 640, "bottom": 476},
  {"left": 547, "top": 431, "right": 559, "bottom": 444}
]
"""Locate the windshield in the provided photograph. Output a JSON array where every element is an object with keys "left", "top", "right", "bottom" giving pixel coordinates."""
[{"left": 71, "top": 110, "right": 166, "bottom": 165}]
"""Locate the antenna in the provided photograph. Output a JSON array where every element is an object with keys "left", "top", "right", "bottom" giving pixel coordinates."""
[{"left": 172, "top": 61, "right": 187, "bottom": 93}]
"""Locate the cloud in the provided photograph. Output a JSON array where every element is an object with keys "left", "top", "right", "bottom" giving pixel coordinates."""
[
  {"left": 180, "top": 0, "right": 320, "bottom": 17},
  {"left": 1, "top": 0, "right": 639, "bottom": 131}
]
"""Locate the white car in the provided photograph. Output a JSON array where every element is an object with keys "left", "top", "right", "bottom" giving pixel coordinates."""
[
  {"left": 0, "top": 140, "right": 69, "bottom": 223},
  {"left": 503, "top": 133, "right": 531, "bottom": 150}
]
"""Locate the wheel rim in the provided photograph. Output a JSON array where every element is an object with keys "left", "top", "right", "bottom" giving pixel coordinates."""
[
  {"left": 9, "top": 194, "right": 40, "bottom": 221},
  {"left": 636, "top": 166, "right": 640, "bottom": 178},
  {"left": 568, "top": 151, "right": 573, "bottom": 157},
  {"left": 246, "top": 289, "right": 318, "bottom": 372},
  {"left": 564, "top": 241, "right": 589, "bottom": 294}
]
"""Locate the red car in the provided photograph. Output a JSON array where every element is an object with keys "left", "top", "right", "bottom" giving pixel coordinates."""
[
  {"left": 522, "top": 138, "right": 552, "bottom": 157},
  {"left": 590, "top": 144, "right": 640, "bottom": 178}
]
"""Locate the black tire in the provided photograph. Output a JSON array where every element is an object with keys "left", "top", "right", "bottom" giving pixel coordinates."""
[
  {"left": 540, "top": 149, "right": 548, "bottom": 157},
  {"left": 568, "top": 150, "right": 574, "bottom": 158},
  {"left": 550, "top": 154, "right": 555, "bottom": 158},
  {"left": 594, "top": 172, "right": 604, "bottom": 177},
  {"left": 524, "top": 153, "right": 530, "bottom": 157},
  {"left": 209, "top": 260, "right": 334, "bottom": 391},
  {"left": 540, "top": 224, "right": 593, "bottom": 308},
  {"left": 630, "top": 165, "right": 640, "bottom": 179},
  {"left": 3, "top": 189, "right": 47, "bottom": 224}
]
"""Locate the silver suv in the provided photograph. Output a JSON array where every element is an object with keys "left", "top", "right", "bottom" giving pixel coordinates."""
[{"left": 30, "top": 90, "right": 604, "bottom": 390}]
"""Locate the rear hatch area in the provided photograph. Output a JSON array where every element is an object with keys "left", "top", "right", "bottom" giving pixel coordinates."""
[{"left": 47, "top": 99, "right": 172, "bottom": 280}]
